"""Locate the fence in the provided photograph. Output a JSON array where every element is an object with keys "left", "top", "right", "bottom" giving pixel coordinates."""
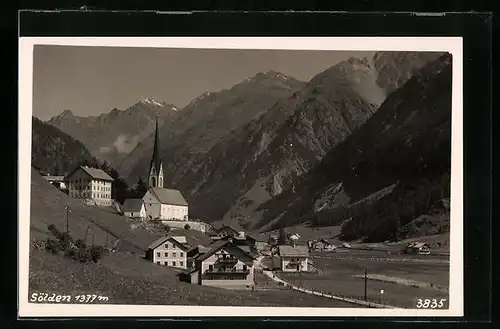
[{"left": 271, "top": 272, "right": 395, "bottom": 309}]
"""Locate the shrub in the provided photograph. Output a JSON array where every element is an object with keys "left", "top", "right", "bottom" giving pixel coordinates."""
[
  {"left": 90, "top": 246, "right": 105, "bottom": 263},
  {"left": 184, "top": 224, "right": 191, "bottom": 230},
  {"left": 45, "top": 238, "right": 62, "bottom": 254}
]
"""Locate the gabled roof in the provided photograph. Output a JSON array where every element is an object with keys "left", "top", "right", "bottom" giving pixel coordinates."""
[
  {"left": 168, "top": 228, "right": 213, "bottom": 248},
  {"left": 278, "top": 245, "right": 309, "bottom": 257},
  {"left": 43, "top": 176, "right": 65, "bottom": 181},
  {"left": 122, "top": 198, "right": 144, "bottom": 212},
  {"left": 146, "top": 235, "right": 190, "bottom": 251},
  {"left": 408, "top": 242, "right": 429, "bottom": 248},
  {"left": 196, "top": 240, "right": 256, "bottom": 263},
  {"left": 66, "top": 166, "right": 114, "bottom": 182},
  {"left": 147, "top": 187, "right": 188, "bottom": 206},
  {"left": 213, "top": 221, "right": 245, "bottom": 233}
]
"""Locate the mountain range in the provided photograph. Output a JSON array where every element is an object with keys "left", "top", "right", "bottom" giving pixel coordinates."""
[
  {"left": 47, "top": 98, "right": 179, "bottom": 165},
  {"left": 258, "top": 53, "right": 452, "bottom": 241},
  {"left": 31, "top": 117, "right": 97, "bottom": 175},
  {"left": 38, "top": 50, "right": 450, "bottom": 241},
  {"left": 172, "top": 51, "right": 445, "bottom": 229}
]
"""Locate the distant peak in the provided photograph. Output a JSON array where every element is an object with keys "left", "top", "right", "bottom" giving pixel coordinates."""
[
  {"left": 59, "top": 109, "right": 74, "bottom": 117},
  {"left": 140, "top": 97, "right": 165, "bottom": 107}
]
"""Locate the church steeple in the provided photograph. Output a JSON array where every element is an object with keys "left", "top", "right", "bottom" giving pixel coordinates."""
[{"left": 148, "top": 114, "right": 163, "bottom": 188}]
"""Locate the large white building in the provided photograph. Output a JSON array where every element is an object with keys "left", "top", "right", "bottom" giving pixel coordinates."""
[
  {"left": 145, "top": 235, "right": 190, "bottom": 269},
  {"left": 143, "top": 115, "right": 189, "bottom": 221},
  {"left": 65, "top": 166, "right": 114, "bottom": 206}
]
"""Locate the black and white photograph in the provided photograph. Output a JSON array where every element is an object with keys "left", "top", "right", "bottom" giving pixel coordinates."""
[{"left": 18, "top": 37, "right": 463, "bottom": 317}]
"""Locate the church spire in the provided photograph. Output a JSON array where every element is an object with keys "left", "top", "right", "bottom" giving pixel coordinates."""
[{"left": 148, "top": 114, "right": 163, "bottom": 188}]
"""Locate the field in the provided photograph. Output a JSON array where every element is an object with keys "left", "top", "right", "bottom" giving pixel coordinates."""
[{"left": 274, "top": 250, "right": 450, "bottom": 309}]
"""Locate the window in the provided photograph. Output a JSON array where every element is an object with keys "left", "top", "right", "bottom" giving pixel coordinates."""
[
  {"left": 156, "top": 262, "right": 160, "bottom": 265},
  {"left": 156, "top": 252, "right": 160, "bottom": 257},
  {"left": 173, "top": 253, "right": 176, "bottom": 258},
  {"left": 164, "top": 252, "right": 168, "bottom": 257},
  {"left": 180, "top": 261, "right": 184, "bottom": 267},
  {"left": 172, "top": 261, "right": 176, "bottom": 266},
  {"left": 208, "top": 265, "right": 214, "bottom": 272},
  {"left": 180, "top": 252, "right": 184, "bottom": 257},
  {"left": 165, "top": 244, "right": 169, "bottom": 249},
  {"left": 164, "top": 262, "right": 168, "bottom": 266}
]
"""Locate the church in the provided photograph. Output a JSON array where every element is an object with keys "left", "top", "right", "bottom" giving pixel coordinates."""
[{"left": 142, "top": 116, "right": 189, "bottom": 221}]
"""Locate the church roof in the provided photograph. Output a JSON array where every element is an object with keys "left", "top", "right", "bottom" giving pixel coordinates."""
[
  {"left": 148, "top": 115, "right": 162, "bottom": 174},
  {"left": 148, "top": 187, "right": 188, "bottom": 206}
]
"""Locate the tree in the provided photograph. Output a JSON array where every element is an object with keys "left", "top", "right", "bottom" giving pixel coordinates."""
[
  {"left": 278, "top": 227, "right": 287, "bottom": 245},
  {"left": 132, "top": 177, "right": 148, "bottom": 198}
]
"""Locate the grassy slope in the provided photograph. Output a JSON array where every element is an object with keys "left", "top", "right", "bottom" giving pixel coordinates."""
[
  {"left": 30, "top": 167, "right": 157, "bottom": 253},
  {"left": 29, "top": 249, "right": 354, "bottom": 307},
  {"left": 28, "top": 168, "right": 353, "bottom": 307}
]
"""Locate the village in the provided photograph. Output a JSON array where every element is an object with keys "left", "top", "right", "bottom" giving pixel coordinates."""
[{"left": 37, "top": 116, "right": 449, "bottom": 308}]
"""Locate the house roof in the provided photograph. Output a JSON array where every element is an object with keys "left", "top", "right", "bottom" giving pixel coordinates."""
[
  {"left": 213, "top": 221, "right": 245, "bottom": 233},
  {"left": 408, "top": 242, "right": 429, "bottom": 248},
  {"left": 121, "top": 198, "right": 144, "bottom": 212},
  {"left": 278, "top": 245, "right": 309, "bottom": 257},
  {"left": 168, "top": 228, "right": 213, "bottom": 248},
  {"left": 171, "top": 236, "right": 187, "bottom": 244},
  {"left": 146, "top": 235, "right": 190, "bottom": 251},
  {"left": 43, "top": 176, "right": 65, "bottom": 181},
  {"left": 148, "top": 187, "right": 188, "bottom": 206},
  {"left": 196, "top": 240, "right": 256, "bottom": 263},
  {"left": 66, "top": 166, "right": 114, "bottom": 182}
]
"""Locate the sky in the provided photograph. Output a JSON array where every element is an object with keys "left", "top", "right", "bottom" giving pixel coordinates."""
[{"left": 33, "top": 45, "right": 374, "bottom": 120}]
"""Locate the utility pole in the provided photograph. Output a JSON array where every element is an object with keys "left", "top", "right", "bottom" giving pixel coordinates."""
[
  {"left": 364, "top": 268, "right": 368, "bottom": 301},
  {"left": 65, "top": 205, "right": 70, "bottom": 234}
]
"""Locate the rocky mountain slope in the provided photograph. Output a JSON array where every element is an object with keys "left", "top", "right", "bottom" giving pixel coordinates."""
[
  {"left": 119, "top": 71, "right": 306, "bottom": 186},
  {"left": 32, "top": 116, "right": 97, "bottom": 175},
  {"left": 175, "top": 52, "right": 444, "bottom": 228},
  {"left": 47, "top": 98, "right": 178, "bottom": 164},
  {"left": 258, "top": 53, "right": 452, "bottom": 242}
]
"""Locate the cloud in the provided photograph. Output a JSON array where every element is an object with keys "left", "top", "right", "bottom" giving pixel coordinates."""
[{"left": 99, "top": 134, "right": 141, "bottom": 155}]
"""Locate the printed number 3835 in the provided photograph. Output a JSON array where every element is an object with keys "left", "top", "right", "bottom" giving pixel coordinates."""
[{"left": 416, "top": 298, "right": 447, "bottom": 309}]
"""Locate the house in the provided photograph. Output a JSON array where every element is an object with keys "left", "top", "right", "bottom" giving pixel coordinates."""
[
  {"left": 65, "top": 165, "right": 114, "bottom": 206},
  {"left": 43, "top": 175, "right": 67, "bottom": 190},
  {"left": 121, "top": 198, "right": 146, "bottom": 219},
  {"left": 276, "top": 245, "right": 309, "bottom": 272},
  {"left": 143, "top": 115, "right": 189, "bottom": 221},
  {"left": 254, "top": 237, "right": 268, "bottom": 251},
  {"left": 401, "top": 242, "right": 431, "bottom": 255},
  {"left": 185, "top": 240, "right": 256, "bottom": 290},
  {"left": 341, "top": 242, "right": 352, "bottom": 249},
  {"left": 310, "top": 239, "right": 337, "bottom": 252},
  {"left": 145, "top": 235, "right": 190, "bottom": 269},
  {"left": 212, "top": 223, "right": 245, "bottom": 238}
]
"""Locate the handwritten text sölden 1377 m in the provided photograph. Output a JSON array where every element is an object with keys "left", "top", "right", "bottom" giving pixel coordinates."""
[{"left": 30, "top": 292, "right": 109, "bottom": 303}]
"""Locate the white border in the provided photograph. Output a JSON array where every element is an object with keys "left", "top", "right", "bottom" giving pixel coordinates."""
[{"left": 18, "top": 37, "right": 463, "bottom": 318}]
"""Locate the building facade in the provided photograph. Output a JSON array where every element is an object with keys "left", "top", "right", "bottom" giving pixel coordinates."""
[
  {"left": 143, "top": 187, "right": 189, "bottom": 220},
  {"left": 65, "top": 166, "right": 114, "bottom": 206},
  {"left": 278, "top": 245, "right": 309, "bottom": 272},
  {"left": 146, "top": 236, "right": 189, "bottom": 269},
  {"left": 186, "top": 241, "right": 256, "bottom": 290},
  {"left": 122, "top": 198, "right": 146, "bottom": 219}
]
